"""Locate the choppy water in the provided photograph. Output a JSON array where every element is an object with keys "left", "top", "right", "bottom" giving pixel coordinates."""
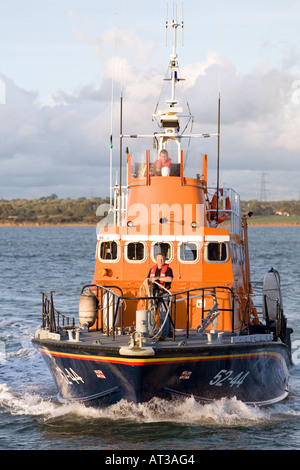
[{"left": 0, "top": 226, "right": 300, "bottom": 451}]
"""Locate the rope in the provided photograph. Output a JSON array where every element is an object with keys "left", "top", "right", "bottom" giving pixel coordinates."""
[{"left": 148, "top": 280, "right": 172, "bottom": 340}]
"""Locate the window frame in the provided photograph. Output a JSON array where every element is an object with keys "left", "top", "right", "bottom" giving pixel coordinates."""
[
  {"left": 177, "top": 241, "right": 200, "bottom": 264},
  {"left": 204, "top": 241, "right": 230, "bottom": 264},
  {"left": 98, "top": 240, "right": 120, "bottom": 263},
  {"left": 238, "top": 244, "right": 245, "bottom": 265},
  {"left": 151, "top": 241, "right": 174, "bottom": 264},
  {"left": 230, "top": 241, "right": 237, "bottom": 264},
  {"left": 124, "top": 241, "right": 147, "bottom": 263}
]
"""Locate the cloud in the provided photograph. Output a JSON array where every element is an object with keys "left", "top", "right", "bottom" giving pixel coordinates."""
[
  {"left": 0, "top": 25, "right": 300, "bottom": 201},
  {"left": 180, "top": 54, "right": 300, "bottom": 178},
  {"left": 0, "top": 73, "right": 112, "bottom": 198}
]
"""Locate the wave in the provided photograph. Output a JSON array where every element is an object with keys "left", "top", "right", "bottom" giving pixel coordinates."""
[{"left": 1, "top": 383, "right": 299, "bottom": 428}]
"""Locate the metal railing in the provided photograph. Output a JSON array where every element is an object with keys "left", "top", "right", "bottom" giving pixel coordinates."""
[
  {"left": 42, "top": 291, "right": 75, "bottom": 332},
  {"left": 42, "top": 285, "right": 235, "bottom": 340},
  {"left": 170, "top": 286, "right": 235, "bottom": 338},
  {"left": 207, "top": 187, "right": 242, "bottom": 236}
]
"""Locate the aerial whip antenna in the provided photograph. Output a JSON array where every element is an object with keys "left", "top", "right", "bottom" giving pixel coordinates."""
[
  {"left": 216, "top": 0, "right": 224, "bottom": 223},
  {"left": 109, "top": 19, "right": 117, "bottom": 208},
  {"left": 165, "top": 2, "right": 184, "bottom": 107},
  {"left": 119, "top": 2, "right": 126, "bottom": 225}
]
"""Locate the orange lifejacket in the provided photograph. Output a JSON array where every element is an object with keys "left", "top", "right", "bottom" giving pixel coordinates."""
[
  {"left": 149, "top": 264, "right": 169, "bottom": 285},
  {"left": 155, "top": 158, "right": 171, "bottom": 172}
]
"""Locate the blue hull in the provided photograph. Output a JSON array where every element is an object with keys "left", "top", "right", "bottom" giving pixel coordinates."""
[{"left": 33, "top": 338, "right": 292, "bottom": 406}]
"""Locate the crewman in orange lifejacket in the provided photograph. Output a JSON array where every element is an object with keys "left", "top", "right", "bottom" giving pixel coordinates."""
[
  {"left": 147, "top": 252, "right": 173, "bottom": 340},
  {"left": 151, "top": 149, "right": 172, "bottom": 176}
]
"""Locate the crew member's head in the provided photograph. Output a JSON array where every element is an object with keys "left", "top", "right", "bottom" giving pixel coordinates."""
[
  {"left": 156, "top": 252, "right": 166, "bottom": 268},
  {"left": 160, "top": 149, "right": 169, "bottom": 163}
]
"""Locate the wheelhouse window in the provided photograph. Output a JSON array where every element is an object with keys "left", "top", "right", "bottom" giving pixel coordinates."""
[
  {"left": 178, "top": 242, "right": 199, "bottom": 263},
  {"left": 125, "top": 242, "right": 147, "bottom": 263},
  {"left": 205, "top": 242, "right": 229, "bottom": 263},
  {"left": 151, "top": 242, "right": 173, "bottom": 262},
  {"left": 238, "top": 244, "right": 245, "bottom": 265},
  {"left": 230, "top": 241, "right": 237, "bottom": 264},
  {"left": 98, "top": 241, "right": 119, "bottom": 261}
]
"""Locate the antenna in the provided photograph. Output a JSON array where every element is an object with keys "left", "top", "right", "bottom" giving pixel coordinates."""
[
  {"left": 216, "top": 92, "right": 221, "bottom": 222},
  {"left": 165, "top": 3, "right": 184, "bottom": 107},
  {"left": 216, "top": 0, "right": 224, "bottom": 222},
  {"left": 109, "top": 21, "right": 116, "bottom": 208}
]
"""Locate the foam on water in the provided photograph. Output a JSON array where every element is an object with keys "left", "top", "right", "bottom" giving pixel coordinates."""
[{"left": 1, "top": 382, "right": 299, "bottom": 429}]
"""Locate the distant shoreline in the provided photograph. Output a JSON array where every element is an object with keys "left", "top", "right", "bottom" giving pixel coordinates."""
[
  {"left": 0, "top": 223, "right": 95, "bottom": 227},
  {"left": 0, "top": 222, "right": 299, "bottom": 228}
]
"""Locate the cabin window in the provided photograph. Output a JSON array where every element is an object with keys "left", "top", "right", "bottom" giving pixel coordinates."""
[
  {"left": 98, "top": 241, "right": 119, "bottom": 262},
  {"left": 178, "top": 242, "right": 199, "bottom": 263},
  {"left": 205, "top": 242, "right": 229, "bottom": 263},
  {"left": 132, "top": 162, "right": 147, "bottom": 179},
  {"left": 151, "top": 242, "right": 173, "bottom": 262},
  {"left": 230, "top": 241, "right": 237, "bottom": 264},
  {"left": 238, "top": 244, "right": 245, "bottom": 265},
  {"left": 125, "top": 242, "right": 147, "bottom": 263}
]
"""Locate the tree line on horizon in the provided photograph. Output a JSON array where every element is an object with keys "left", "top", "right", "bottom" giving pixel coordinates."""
[{"left": 0, "top": 194, "right": 299, "bottom": 224}]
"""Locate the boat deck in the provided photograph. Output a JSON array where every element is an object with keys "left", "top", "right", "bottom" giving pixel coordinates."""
[{"left": 39, "top": 326, "right": 275, "bottom": 353}]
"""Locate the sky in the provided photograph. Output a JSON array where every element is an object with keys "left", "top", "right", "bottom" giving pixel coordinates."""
[{"left": 1, "top": 0, "right": 300, "bottom": 201}]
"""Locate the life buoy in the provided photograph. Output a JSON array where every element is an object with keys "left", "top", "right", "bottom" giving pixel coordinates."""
[{"left": 211, "top": 189, "right": 231, "bottom": 223}]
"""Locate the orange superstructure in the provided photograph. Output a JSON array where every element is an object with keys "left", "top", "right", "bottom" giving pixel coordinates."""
[
  {"left": 87, "top": 11, "right": 261, "bottom": 337},
  {"left": 92, "top": 145, "right": 258, "bottom": 333}
]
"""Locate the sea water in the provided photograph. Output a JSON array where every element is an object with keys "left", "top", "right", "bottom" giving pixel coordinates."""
[{"left": 0, "top": 226, "right": 300, "bottom": 450}]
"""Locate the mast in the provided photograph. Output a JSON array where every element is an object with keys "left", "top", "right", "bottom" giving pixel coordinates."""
[
  {"left": 165, "top": 3, "right": 184, "bottom": 108},
  {"left": 216, "top": 92, "right": 221, "bottom": 222},
  {"left": 121, "top": 4, "right": 218, "bottom": 173},
  {"left": 119, "top": 91, "right": 123, "bottom": 225}
]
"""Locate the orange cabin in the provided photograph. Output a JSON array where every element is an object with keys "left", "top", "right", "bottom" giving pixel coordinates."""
[{"left": 91, "top": 149, "right": 256, "bottom": 333}]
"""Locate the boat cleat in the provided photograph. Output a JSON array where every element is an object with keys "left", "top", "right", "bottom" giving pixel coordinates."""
[{"left": 119, "top": 331, "right": 155, "bottom": 356}]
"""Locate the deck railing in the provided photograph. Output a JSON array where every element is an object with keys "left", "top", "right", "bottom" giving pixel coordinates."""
[
  {"left": 42, "top": 285, "right": 235, "bottom": 340},
  {"left": 207, "top": 187, "right": 242, "bottom": 236},
  {"left": 42, "top": 291, "right": 76, "bottom": 332}
]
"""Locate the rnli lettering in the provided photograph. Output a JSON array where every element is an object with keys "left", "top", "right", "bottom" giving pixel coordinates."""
[{"left": 209, "top": 369, "right": 250, "bottom": 388}]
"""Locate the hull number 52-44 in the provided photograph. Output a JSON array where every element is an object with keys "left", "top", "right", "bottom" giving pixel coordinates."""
[{"left": 209, "top": 369, "right": 250, "bottom": 388}]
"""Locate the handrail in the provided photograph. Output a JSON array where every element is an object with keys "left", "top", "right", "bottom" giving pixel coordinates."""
[
  {"left": 42, "top": 291, "right": 75, "bottom": 333},
  {"left": 42, "top": 284, "right": 235, "bottom": 340},
  {"left": 207, "top": 186, "right": 242, "bottom": 236}
]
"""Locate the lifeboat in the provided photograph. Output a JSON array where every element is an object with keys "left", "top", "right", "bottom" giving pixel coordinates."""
[{"left": 32, "top": 10, "right": 293, "bottom": 407}]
